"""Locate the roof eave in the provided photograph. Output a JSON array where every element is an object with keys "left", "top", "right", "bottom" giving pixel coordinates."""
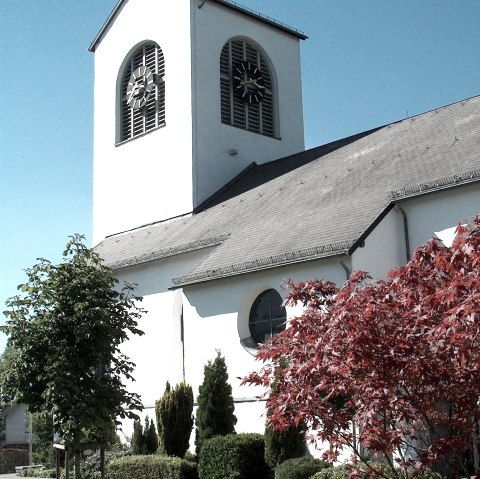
[
  {"left": 209, "top": 0, "right": 308, "bottom": 40},
  {"left": 88, "top": 0, "right": 126, "bottom": 53},
  {"left": 170, "top": 243, "right": 352, "bottom": 289},
  {"left": 88, "top": 0, "right": 307, "bottom": 53}
]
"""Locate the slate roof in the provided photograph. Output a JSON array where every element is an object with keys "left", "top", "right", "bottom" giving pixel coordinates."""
[{"left": 94, "top": 96, "right": 480, "bottom": 287}]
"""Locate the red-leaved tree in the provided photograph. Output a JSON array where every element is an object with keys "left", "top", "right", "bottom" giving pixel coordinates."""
[{"left": 244, "top": 216, "right": 480, "bottom": 478}]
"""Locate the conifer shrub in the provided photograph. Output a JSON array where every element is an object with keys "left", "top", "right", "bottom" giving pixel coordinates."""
[
  {"left": 108, "top": 455, "right": 198, "bottom": 479},
  {"left": 198, "top": 433, "right": 269, "bottom": 479},
  {"left": 143, "top": 416, "right": 159, "bottom": 454},
  {"left": 264, "top": 357, "right": 307, "bottom": 468},
  {"left": 131, "top": 419, "right": 144, "bottom": 454},
  {"left": 195, "top": 351, "right": 237, "bottom": 453},
  {"left": 131, "top": 416, "right": 158, "bottom": 454},
  {"left": 156, "top": 381, "right": 194, "bottom": 457},
  {"left": 264, "top": 423, "right": 306, "bottom": 469},
  {"left": 275, "top": 457, "right": 330, "bottom": 479}
]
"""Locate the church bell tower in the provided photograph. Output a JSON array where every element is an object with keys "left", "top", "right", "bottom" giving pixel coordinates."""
[{"left": 89, "top": 0, "right": 306, "bottom": 244}]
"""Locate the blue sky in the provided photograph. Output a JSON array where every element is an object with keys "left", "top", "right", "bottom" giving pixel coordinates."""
[{"left": 1, "top": 0, "right": 479, "bottom": 353}]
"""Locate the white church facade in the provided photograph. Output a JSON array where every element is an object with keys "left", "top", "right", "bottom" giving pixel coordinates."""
[{"left": 89, "top": 0, "right": 480, "bottom": 449}]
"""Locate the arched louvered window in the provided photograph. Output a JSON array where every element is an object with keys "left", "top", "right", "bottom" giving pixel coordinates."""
[
  {"left": 220, "top": 39, "right": 275, "bottom": 137},
  {"left": 119, "top": 42, "right": 165, "bottom": 143}
]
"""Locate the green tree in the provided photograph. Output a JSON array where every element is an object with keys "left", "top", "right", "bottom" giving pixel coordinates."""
[
  {"left": 1, "top": 235, "right": 145, "bottom": 479},
  {"left": 195, "top": 351, "right": 237, "bottom": 453},
  {"left": 155, "top": 381, "right": 194, "bottom": 457}
]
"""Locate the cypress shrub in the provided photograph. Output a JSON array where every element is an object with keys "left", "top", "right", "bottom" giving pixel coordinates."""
[
  {"left": 275, "top": 457, "right": 330, "bottom": 479},
  {"left": 195, "top": 351, "right": 237, "bottom": 453},
  {"left": 156, "top": 381, "right": 194, "bottom": 457},
  {"left": 131, "top": 416, "right": 158, "bottom": 454},
  {"left": 264, "top": 423, "right": 306, "bottom": 469},
  {"left": 108, "top": 455, "right": 198, "bottom": 479},
  {"left": 143, "top": 416, "right": 159, "bottom": 454},
  {"left": 198, "top": 433, "right": 269, "bottom": 479},
  {"left": 131, "top": 419, "right": 144, "bottom": 454},
  {"left": 264, "top": 358, "right": 306, "bottom": 469}
]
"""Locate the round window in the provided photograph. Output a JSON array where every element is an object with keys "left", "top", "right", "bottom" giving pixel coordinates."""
[{"left": 249, "top": 289, "right": 286, "bottom": 344}]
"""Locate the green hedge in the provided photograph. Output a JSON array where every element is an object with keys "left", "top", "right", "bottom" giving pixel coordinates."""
[
  {"left": 275, "top": 457, "right": 330, "bottom": 479},
  {"left": 108, "top": 455, "right": 198, "bottom": 479},
  {"left": 198, "top": 433, "right": 270, "bottom": 479}
]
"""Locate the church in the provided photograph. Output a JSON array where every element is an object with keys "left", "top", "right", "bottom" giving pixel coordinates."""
[{"left": 88, "top": 0, "right": 480, "bottom": 447}]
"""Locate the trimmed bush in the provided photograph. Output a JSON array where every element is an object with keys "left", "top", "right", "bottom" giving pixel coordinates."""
[
  {"left": 108, "top": 455, "right": 198, "bottom": 479},
  {"left": 275, "top": 457, "right": 330, "bottom": 479},
  {"left": 198, "top": 433, "right": 269, "bottom": 479},
  {"left": 310, "top": 464, "right": 352, "bottom": 479}
]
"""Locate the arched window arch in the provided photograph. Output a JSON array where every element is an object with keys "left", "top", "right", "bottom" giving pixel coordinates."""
[
  {"left": 220, "top": 39, "right": 275, "bottom": 137},
  {"left": 119, "top": 42, "right": 165, "bottom": 143},
  {"left": 249, "top": 289, "right": 286, "bottom": 344}
]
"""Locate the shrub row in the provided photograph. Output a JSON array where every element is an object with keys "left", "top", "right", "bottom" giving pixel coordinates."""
[{"left": 107, "top": 454, "right": 197, "bottom": 479}]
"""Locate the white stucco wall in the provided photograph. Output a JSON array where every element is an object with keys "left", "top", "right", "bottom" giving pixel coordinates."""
[{"left": 92, "top": 0, "right": 194, "bottom": 244}]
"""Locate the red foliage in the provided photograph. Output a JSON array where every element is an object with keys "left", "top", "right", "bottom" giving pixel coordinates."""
[{"left": 243, "top": 216, "right": 480, "bottom": 471}]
